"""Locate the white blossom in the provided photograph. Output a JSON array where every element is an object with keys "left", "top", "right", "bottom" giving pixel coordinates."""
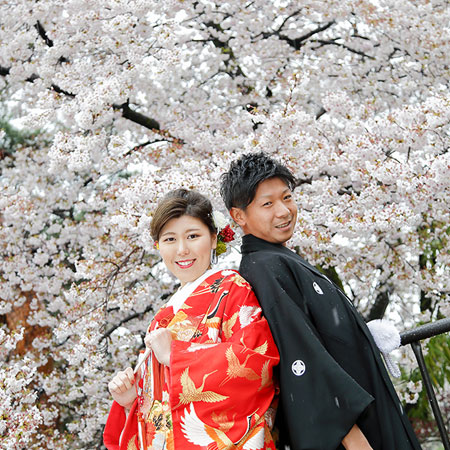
[{"left": 1, "top": 0, "right": 449, "bottom": 446}]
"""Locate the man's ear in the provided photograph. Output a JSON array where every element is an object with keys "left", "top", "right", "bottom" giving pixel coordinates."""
[{"left": 230, "top": 207, "right": 246, "bottom": 228}]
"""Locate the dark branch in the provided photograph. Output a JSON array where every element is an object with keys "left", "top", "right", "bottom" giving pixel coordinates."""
[
  {"left": 115, "top": 102, "right": 161, "bottom": 130},
  {"left": 101, "top": 292, "right": 171, "bottom": 341},
  {"left": 278, "top": 20, "right": 336, "bottom": 50},
  {"left": 314, "top": 39, "right": 375, "bottom": 60},
  {"left": 0, "top": 64, "right": 162, "bottom": 131},
  {"left": 35, "top": 21, "right": 54, "bottom": 47},
  {"left": 316, "top": 106, "right": 327, "bottom": 119},
  {"left": 367, "top": 289, "right": 390, "bottom": 321},
  {"left": 276, "top": 9, "right": 303, "bottom": 34},
  {"left": 1, "top": 22, "right": 163, "bottom": 133},
  {"left": 101, "top": 304, "right": 154, "bottom": 341},
  {"left": 295, "top": 176, "right": 313, "bottom": 187},
  {"left": 51, "top": 83, "right": 75, "bottom": 98},
  {"left": 123, "top": 139, "right": 175, "bottom": 158},
  {"left": 0, "top": 65, "right": 10, "bottom": 77}
]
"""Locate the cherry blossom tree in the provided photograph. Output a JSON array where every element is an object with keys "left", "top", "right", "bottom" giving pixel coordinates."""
[{"left": 1, "top": 0, "right": 449, "bottom": 448}]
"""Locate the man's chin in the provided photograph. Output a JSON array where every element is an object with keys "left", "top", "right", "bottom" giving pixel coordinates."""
[{"left": 269, "top": 229, "right": 294, "bottom": 244}]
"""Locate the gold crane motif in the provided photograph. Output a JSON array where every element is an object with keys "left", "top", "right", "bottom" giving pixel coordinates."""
[
  {"left": 179, "top": 368, "right": 229, "bottom": 405},
  {"left": 220, "top": 346, "right": 260, "bottom": 386},
  {"left": 222, "top": 311, "right": 239, "bottom": 339},
  {"left": 258, "top": 360, "right": 273, "bottom": 391},
  {"left": 211, "top": 410, "right": 237, "bottom": 433}
]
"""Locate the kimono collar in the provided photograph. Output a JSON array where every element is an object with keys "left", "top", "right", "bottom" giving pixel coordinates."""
[
  {"left": 166, "top": 268, "right": 223, "bottom": 313},
  {"left": 241, "top": 234, "right": 288, "bottom": 255},
  {"left": 241, "top": 234, "right": 328, "bottom": 280}
]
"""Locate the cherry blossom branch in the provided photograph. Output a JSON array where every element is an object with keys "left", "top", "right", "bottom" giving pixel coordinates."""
[
  {"left": 114, "top": 101, "right": 160, "bottom": 130},
  {"left": 1, "top": 62, "right": 163, "bottom": 131},
  {"left": 34, "top": 21, "right": 54, "bottom": 47},
  {"left": 101, "top": 301, "right": 156, "bottom": 342},
  {"left": 276, "top": 21, "right": 336, "bottom": 50},
  {"left": 367, "top": 287, "right": 391, "bottom": 321},
  {"left": 313, "top": 39, "right": 375, "bottom": 60}
]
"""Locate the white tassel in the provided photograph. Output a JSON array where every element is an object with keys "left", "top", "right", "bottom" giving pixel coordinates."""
[{"left": 367, "top": 319, "right": 401, "bottom": 378}]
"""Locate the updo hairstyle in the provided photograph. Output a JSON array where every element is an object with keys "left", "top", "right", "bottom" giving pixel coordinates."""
[{"left": 150, "top": 189, "right": 217, "bottom": 242}]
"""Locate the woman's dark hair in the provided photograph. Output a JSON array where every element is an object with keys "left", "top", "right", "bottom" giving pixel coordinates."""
[
  {"left": 220, "top": 152, "right": 297, "bottom": 210},
  {"left": 150, "top": 189, "right": 216, "bottom": 241}
]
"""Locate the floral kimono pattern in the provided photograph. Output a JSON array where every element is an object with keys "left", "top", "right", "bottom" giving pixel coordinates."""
[{"left": 104, "top": 269, "right": 279, "bottom": 450}]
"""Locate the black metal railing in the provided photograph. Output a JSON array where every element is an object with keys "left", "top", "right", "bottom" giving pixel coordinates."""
[{"left": 400, "top": 317, "right": 450, "bottom": 449}]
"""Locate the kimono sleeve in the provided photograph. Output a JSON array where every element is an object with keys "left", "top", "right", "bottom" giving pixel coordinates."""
[
  {"left": 169, "top": 274, "right": 279, "bottom": 445},
  {"left": 103, "top": 399, "right": 139, "bottom": 450},
  {"left": 240, "top": 253, "right": 374, "bottom": 450}
]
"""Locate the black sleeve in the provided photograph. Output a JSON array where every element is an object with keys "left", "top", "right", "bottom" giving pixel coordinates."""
[{"left": 241, "top": 253, "right": 374, "bottom": 450}]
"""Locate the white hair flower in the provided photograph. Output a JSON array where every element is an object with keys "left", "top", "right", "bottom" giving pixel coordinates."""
[{"left": 212, "top": 210, "right": 227, "bottom": 229}]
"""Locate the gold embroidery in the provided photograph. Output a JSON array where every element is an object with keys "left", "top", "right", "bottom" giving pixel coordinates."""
[
  {"left": 211, "top": 411, "right": 236, "bottom": 433},
  {"left": 179, "top": 368, "right": 229, "bottom": 404},
  {"left": 239, "top": 336, "right": 267, "bottom": 355},
  {"left": 126, "top": 436, "right": 138, "bottom": 450},
  {"left": 253, "top": 341, "right": 268, "bottom": 355},
  {"left": 170, "top": 310, "right": 188, "bottom": 325},
  {"left": 229, "top": 273, "right": 250, "bottom": 288},
  {"left": 221, "top": 347, "right": 260, "bottom": 386},
  {"left": 259, "top": 360, "right": 273, "bottom": 391},
  {"left": 222, "top": 312, "right": 239, "bottom": 339}
]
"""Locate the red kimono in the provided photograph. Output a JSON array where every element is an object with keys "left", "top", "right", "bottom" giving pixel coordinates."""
[{"left": 104, "top": 269, "right": 279, "bottom": 450}]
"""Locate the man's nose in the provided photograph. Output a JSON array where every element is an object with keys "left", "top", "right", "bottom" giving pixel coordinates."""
[{"left": 274, "top": 201, "right": 290, "bottom": 217}]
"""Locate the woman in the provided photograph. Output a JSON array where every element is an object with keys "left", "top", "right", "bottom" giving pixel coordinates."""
[{"left": 103, "top": 189, "right": 279, "bottom": 450}]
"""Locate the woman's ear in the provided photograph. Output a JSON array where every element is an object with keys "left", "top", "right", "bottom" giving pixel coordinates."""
[
  {"left": 230, "top": 207, "right": 246, "bottom": 228},
  {"left": 211, "top": 232, "right": 217, "bottom": 249}
]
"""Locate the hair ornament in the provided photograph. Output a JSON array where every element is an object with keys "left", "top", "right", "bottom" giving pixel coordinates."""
[{"left": 211, "top": 210, "right": 235, "bottom": 256}]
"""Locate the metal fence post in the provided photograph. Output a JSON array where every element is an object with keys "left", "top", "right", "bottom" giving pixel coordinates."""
[
  {"left": 400, "top": 318, "right": 450, "bottom": 449},
  {"left": 410, "top": 341, "right": 450, "bottom": 450}
]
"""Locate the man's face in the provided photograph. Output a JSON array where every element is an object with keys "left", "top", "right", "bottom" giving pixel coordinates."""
[{"left": 231, "top": 177, "right": 297, "bottom": 244}]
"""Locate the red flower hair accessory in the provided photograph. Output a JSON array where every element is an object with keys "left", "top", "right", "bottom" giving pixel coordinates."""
[{"left": 212, "top": 211, "right": 235, "bottom": 256}]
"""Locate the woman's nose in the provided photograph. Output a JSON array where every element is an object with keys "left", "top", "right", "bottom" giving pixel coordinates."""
[{"left": 177, "top": 240, "right": 189, "bottom": 255}]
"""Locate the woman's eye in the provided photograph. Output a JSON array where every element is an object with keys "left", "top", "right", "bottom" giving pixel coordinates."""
[
  {"left": 284, "top": 194, "right": 292, "bottom": 200},
  {"left": 188, "top": 234, "right": 199, "bottom": 239},
  {"left": 263, "top": 202, "right": 272, "bottom": 207},
  {"left": 163, "top": 237, "right": 175, "bottom": 242}
]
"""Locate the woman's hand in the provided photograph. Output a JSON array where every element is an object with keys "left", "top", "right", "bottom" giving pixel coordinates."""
[
  {"left": 341, "top": 424, "right": 373, "bottom": 450},
  {"left": 108, "top": 367, "right": 137, "bottom": 409},
  {"left": 145, "top": 328, "right": 173, "bottom": 366}
]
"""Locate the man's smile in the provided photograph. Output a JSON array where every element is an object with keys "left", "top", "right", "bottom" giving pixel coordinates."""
[{"left": 275, "top": 220, "right": 292, "bottom": 229}]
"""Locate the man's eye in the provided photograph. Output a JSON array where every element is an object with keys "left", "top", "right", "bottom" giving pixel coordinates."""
[{"left": 263, "top": 202, "right": 272, "bottom": 207}]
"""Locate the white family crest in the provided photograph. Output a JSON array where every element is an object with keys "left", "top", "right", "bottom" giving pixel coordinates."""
[
  {"left": 313, "top": 282, "right": 323, "bottom": 295},
  {"left": 291, "top": 360, "right": 306, "bottom": 376}
]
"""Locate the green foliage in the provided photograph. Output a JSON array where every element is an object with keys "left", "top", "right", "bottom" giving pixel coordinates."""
[{"left": 0, "top": 118, "right": 41, "bottom": 156}]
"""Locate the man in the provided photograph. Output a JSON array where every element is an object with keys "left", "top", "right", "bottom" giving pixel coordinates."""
[{"left": 220, "top": 152, "right": 421, "bottom": 450}]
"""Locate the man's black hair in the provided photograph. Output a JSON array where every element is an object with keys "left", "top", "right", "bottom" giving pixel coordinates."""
[{"left": 220, "top": 152, "right": 297, "bottom": 210}]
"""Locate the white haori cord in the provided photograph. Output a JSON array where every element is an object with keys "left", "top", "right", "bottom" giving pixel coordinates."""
[{"left": 367, "top": 319, "right": 401, "bottom": 378}]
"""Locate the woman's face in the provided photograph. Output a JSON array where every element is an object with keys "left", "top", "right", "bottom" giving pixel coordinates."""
[{"left": 157, "top": 215, "right": 217, "bottom": 286}]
